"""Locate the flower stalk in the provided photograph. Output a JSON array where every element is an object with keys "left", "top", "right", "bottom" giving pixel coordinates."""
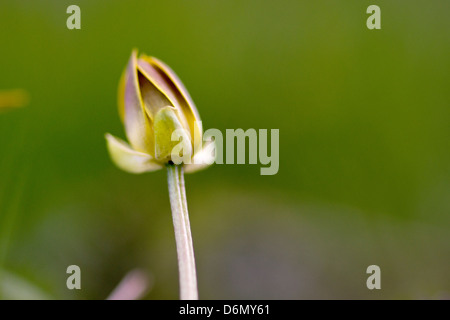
[
  {"left": 167, "top": 164, "right": 198, "bottom": 300},
  {"left": 106, "top": 50, "right": 213, "bottom": 300}
]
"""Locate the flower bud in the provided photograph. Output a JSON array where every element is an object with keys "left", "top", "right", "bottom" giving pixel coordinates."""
[{"left": 106, "top": 50, "right": 213, "bottom": 173}]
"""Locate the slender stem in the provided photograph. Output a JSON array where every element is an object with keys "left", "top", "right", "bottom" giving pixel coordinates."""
[{"left": 167, "top": 164, "right": 198, "bottom": 300}]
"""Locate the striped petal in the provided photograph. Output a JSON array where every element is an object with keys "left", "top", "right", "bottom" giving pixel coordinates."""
[
  {"left": 121, "top": 50, "right": 155, "bottom": 155},
  {"left": 105, "top": 133, "right": 162, "bottom": 174},
  {"left": 140, "top": 56, "right": 203, "bottom": 152},
  {"left": 136, "top": 59, "right": 191, "bottom": 143}
]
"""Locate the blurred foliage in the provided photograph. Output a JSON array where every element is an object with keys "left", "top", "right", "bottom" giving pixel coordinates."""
[{"left": 0, "top": 0, "right": 449, "bottom": 299}]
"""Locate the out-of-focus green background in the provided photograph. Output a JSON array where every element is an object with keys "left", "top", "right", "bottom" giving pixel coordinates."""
[{"left": 0, "top": 0, "right": 449, "bottom": 299}]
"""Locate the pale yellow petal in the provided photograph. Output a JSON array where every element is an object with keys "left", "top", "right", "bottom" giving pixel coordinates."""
[
  {"left": 105, "top": 133, "right": 163, "bottom": 174},
  {"left": 117, "top": 68, "right": 126, "bottom": 122},
  {"left": 140, "top": 56, "right": 202, "bottom": 151},
  {"left": 184, "top": 141, "right": 215, "bottom": 173},
  {"left": 136, "top": 65, "right": 174, "bottom": 119},
  {"left": 153, "top": 106, "right": 192, "bottom": 162},
  {"left": 122, "top": 50, "right": 155, "bottom": 155},
  {"left": 136, "top": 59, "right": 191, "bottom": 144}
]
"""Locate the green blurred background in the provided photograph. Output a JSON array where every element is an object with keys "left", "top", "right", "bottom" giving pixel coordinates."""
[{"left": 0, "top": 0, "right": 449, "bottom": 299}]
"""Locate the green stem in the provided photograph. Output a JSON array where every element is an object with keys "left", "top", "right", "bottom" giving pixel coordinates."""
[{"left": 167, "top": 164, "right": 198, "bottom": 300}]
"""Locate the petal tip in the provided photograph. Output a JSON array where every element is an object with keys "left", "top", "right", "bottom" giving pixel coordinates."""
[{"left": 106, "top": 133, "right": 162, "bottom": 174}]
